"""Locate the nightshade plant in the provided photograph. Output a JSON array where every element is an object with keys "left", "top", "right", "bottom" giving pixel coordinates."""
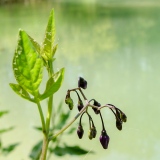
[{"left": 9, "top": 9, "right": 127, "bottom": 160}]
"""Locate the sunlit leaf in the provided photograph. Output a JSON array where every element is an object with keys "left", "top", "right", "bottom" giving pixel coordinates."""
[
  {"left": 29, "top": 141, "right": 42, "bottom": 160},
  {"left": 52, "top": 44, "right": 58, "bottom": 58},
  {"left": 0, "top": 111, "right": 9, "bottom": 118},
  {"left": 41, "top": 9, "right": 55, "bottom": 61},
  {"left": 2, "top": 143, "right": 19, "bottom": 155},
  {"left": 28, "top": 35, "right": 40, "bottom": 54},
  {"left": 13, "top": 30, "right": 43, "bottom": 97},
  {"left": 9, "top": 83, "right": 35, "bottom": 102},
  {"left": 40, "top": 68, "right": 65, "bottom": 100}
]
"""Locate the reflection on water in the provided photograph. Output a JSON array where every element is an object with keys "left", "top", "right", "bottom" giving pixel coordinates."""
[{"left": 0, "top": 1, "right": 160, "bottom": 160}]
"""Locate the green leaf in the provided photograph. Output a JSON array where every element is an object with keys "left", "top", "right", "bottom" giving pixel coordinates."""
[
  {"left": 52, "top": 145, "right": 92, "bottom": 156},
  {"left": 13, "top": 30, "right": 43, "bottom": 97},
  {"left": 0, "top": 127, "right": 14, "bottom": 134},
  {"left": 64, "top": 144, "right": 93, "bottom": 155},
  {"left": 41, "top": 9, "right": 56, "bottom": 61},
  {"left": 9, "top": 83, "right": 35, "bottom": 102},
  {"left": 2, "top": 143, "right": 19, "bottom": 155},
  {"left": 29, "top": 141, "right": 42, "bottom": 160},
  {"left": 52, "top": 44, "right": 58, "bottom": 58},
  {"left": 0, "top": 111, "right": 9, "bottom": 118},
  {"left": 28, "top": 35, "right": 40, "bottom": 54},
  {"left": 51, "top": 146, "right": 65, "bottom": 156},
  {"left": 40, "top": 68, "right": 65, "bottom": 100}
]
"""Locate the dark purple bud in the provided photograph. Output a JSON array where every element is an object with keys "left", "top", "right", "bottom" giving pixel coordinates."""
[
  {"left": 77, "top": 125, "right": 84, "bottom": 139},
  {"left": 78, "top": 77, "right": 87, "bottom": 89},
  {"left": 99, "top": 130, "right": 110, "bottom": 149},
  {"left": 116, "top": 119, "right": 122, "bottom": 130},
  {"left": 92, "top": 100, "right": 101, "bottom": 114}
]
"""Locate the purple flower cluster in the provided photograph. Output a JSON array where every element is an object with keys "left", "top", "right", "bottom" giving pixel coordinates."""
[{"left": 65, "top": 77, "right": 127, "bottom": 150}]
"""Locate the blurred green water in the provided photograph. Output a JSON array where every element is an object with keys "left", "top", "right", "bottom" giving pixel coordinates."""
[{"left": 0, "top": 1, "right": 160, "bottom": 160}]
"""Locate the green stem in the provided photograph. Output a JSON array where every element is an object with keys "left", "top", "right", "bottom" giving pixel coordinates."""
[
  {"left": 46, "top": 60, "right": 54, "bottom": 134},
  {"left": 37, "top": 101, "right": 46, "bottom": 133},
  {"left": 40, "top": 60, "right": 54, "bottom": 160},
  {"left": 46, "top": 95, "right": 53, "bottom": 134}
]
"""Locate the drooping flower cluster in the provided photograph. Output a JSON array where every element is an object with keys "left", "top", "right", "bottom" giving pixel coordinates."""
[{"left": 65, "top": 77, "right": 127, "bottom": 149}]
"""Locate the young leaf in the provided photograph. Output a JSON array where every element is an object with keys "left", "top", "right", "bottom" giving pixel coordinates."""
[
  {"left": 41, "top": 9, "right": 56, "bottom": 61},
  {"left": 40, "top": 68, "right": 65, "bottom": 100},
  {"left": 9, "top": 83, "right": 35, "bottom": 102},
  {"left": 28, "top": 35, "right": 40, "bottom": 54},
  {"left": 0, "top": 111, "right": 9, "bottom": 118},
  {"left": 13, "top": 30, "right": 43, "bottom": 97}
]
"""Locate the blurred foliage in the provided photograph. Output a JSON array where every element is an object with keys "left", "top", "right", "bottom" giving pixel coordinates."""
[
  {"left": 0, "top": 110, "right": 19, "bottom": 156},
  {"left": 29, "top": 102, "right": 92, "bottom": 160}
]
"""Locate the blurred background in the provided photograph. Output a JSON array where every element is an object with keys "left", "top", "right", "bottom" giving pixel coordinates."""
[{"left": 0, "top": 0, "right": 160, "bottom": 159}]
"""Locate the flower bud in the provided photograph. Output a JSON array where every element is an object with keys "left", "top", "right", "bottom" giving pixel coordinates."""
[
  {"left": 121, "top": 112, "right": 127, "bottom": 122},
  {"left": 91, "top": 126, "right": 97, "bottom": 138},
  {"left": 77, "top": 125, "right": 84, "bottom": 139},
  {"left": 78, "top": 77, "right": 87, "bottom": 89},
  {"left": 115, "top": 108, "right": 121, "bottom": 120},
  {"left": 116, "top": 119, "right": 122, "bottom": 130},
  {"left": 88, "top": 129, "right": 93, "bottom": 140},
  {"left": 92, "top": 100, "right": 101, "bottom": 114},
  {"left": 99, "top": 130, "right": 110, "bottom": 149},
  {"left": 65, "top": 94, "right": 74, "bottom": 110}
]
